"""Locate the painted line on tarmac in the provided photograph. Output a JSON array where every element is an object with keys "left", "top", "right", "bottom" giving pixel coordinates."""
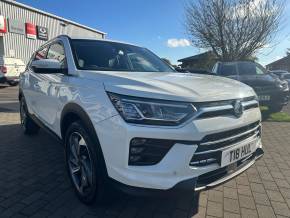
[{"left": 0, "top": 100, "right": 19, "bottom": 104}]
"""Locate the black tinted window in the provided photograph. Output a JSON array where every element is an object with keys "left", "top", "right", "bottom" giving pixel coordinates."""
[
  {"left": 71, "top": 40, "right": 174, "bottom": 72},
  {"left": 237, "top": 62, "right": 256, "bottom": 75},
  {"left": 237, "top": 62, "right": 267, "bottom": 75},
  {"left": 218, "top": 64, "right": 237, "bottom": 76}
]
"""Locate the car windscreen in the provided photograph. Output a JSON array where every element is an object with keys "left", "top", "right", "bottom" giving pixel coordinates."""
[
  {"left": 71, "top": 39, "right": 175, "bottom": 72},
  {"left": 283, "top": 74, "right": 290, "bottom": 79},
  {"left": 237, "top": 62, "right": 267, "bottom": 75}
]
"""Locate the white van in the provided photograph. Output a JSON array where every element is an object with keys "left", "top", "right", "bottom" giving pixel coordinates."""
[{"left": 0, "top": 57, "right": 26, "bottom": 86}]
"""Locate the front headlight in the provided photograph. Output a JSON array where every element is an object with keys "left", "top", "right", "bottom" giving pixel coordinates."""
[
  {"left": 279, "top": 81, "right": 289, "bottom": 91},
  {"left": 108, "top": 92, "right": 197, "bottom": 126}
]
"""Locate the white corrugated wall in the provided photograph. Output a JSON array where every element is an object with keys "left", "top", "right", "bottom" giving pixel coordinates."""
[{"left": 0, "top": 0, "right": 104, "bottom": 64}]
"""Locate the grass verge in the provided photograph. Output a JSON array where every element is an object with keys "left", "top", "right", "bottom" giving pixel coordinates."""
[{"left": 260, "top": 106, "right": 290, "bottom": 122}]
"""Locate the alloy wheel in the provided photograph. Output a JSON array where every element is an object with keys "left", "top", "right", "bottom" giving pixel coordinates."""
[{"left": 68, "top": 132, "right": 94, "bottom": 196}]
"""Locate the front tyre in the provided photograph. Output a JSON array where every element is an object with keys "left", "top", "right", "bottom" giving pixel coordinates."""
[
  {"left": 268, "top": 104, "right": 284, "bottom": 113},
  {"left": 65, "top": 121, "right": 112, "bottom": 204},
  {"left": 20, "top": 97, "right": 39, "bottom": 135}
]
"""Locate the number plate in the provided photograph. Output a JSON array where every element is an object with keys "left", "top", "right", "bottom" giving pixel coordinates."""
[
  {"left": 221, "top": 140, "right": 257, "bottom": 167},
  {"left": 258, "top": 95, "right": 271, "bottom": 101}
]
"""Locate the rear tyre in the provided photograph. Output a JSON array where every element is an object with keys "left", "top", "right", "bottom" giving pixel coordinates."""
[
  {"left": 65, "top": 121, "right": 113, "bottom": 205},
  {"left": 20, "top": 97, "right": 40, "bottom": 135}
]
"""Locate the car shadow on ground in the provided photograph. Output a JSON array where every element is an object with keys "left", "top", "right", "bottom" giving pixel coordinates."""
[{"left": 0, "top": 124, "right": 198, "bottom": 218}]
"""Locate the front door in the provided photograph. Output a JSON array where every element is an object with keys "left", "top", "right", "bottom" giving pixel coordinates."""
[{"left": 30, "top": 42, "right": 68, "bottom": 130}]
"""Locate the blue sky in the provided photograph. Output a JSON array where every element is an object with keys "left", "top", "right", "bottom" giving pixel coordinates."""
[{"left": 17, "top": 0, "right": 290, "bottom": 66}]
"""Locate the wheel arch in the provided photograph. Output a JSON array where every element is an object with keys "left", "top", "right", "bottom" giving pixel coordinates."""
[
  {"left": 61, "top": 103, "right": 110, "bottom": 191},
  {"left": 61, "top": 103, "right": 97, "bottom": 142}
]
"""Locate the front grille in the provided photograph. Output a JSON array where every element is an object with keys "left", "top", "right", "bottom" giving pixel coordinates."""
[
  {"left": 197, "top": 109, "right": 233, "bottom": 119},
  {"left": 194, "top": 97, "right": 259, "bottom": 120},
  {"left": 190, "top": 121, "right": 261, "bottom": 167},
  {"left": 198, "top": 121, "right": 260, "bottom": 151}
]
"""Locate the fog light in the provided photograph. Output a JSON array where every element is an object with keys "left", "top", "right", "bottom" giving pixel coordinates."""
[
  {"left": 129, "top": 138, "right": 176, "bottom": 166},
  {"left": 130, "top": 147, "right": 145, "bottom": 154},
  {"left": 131, "top": 138, "right": 147, "bottom": 146},
  {"left": 129, "top": 155, "right": 142, "bottom": 162}
]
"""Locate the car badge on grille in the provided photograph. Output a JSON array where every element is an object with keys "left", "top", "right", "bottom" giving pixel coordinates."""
[{"left": 233, "top": 100, "right": 244, "bottom": 118}]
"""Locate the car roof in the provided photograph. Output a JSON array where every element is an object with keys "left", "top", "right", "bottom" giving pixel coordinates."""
[{"left": 218, "top": 61, "right": 255, "bottom": 64}]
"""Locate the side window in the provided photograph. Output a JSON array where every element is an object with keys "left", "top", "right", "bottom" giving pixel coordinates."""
[
  {"left": 28, "top": 46, "right": 48, "bottom": 70},
  {"left": 47, "top": 42, "right": 66, "bottom": 68},
  {"left": 255, "top": 64, "right": 267, "bottom": 75},
  {"left": 256, "top": 66, "right": 264, "bottom": 75},
  {"left": 34, "top": 46, "right": 48, "bottom": 61}
]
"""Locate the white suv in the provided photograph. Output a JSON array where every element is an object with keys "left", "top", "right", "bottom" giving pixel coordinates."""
[{"left": 19, "top": 35, "right": 263, "bottom": 204}]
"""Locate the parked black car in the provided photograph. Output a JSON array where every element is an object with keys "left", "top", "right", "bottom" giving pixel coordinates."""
[
  {"left": 188, "top": 69, "right": 216, "bottom": 75},
  {"left": 270, "top": 70, "right": 290, "bottom": 78},
  {"left": 270, "top": 70, "right": 290, "bottom": 87},
  {"left": 174, "top": 67, "right": 215, "bottom": 75},
  {"left": 212, "top": 61, "right": 289, "bottom": 113}
]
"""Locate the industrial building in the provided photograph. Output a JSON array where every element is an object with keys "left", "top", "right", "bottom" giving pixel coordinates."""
[{"left": 0, "top": 0, "right": 105, "bottom": 65}]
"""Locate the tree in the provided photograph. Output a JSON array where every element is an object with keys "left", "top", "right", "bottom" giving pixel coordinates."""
[{"left": 185, "top": 0, "right": 283, "bottom": 61}]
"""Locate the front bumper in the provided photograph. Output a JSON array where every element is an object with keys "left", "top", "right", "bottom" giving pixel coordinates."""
[
  {"left": 109, "top": 148, "right": 263, "bottom": 195},
  {"left": 94, "top": 107, "right": 262, "bottom": 191},
  {"left": 258, "top": 89, "right": 289, "bottom": 106},
  {"left": 195, "top": 147, "right": 263, "bottom": 191}
]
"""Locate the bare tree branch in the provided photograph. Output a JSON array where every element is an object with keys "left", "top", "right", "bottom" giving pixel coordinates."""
[{"left": 185, "top": 0, "right": 284, "bottom": 61}]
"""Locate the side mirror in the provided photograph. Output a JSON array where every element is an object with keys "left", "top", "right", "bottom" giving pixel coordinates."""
[{"left": 31, "top": 59, "right": 68, "bottom": 74}]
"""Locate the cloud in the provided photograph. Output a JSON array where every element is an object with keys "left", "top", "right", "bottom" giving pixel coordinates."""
[{"left": 167, "top": 39, "right": 191, "bottom": 48}]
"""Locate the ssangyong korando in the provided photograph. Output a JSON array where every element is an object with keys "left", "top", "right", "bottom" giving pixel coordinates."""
[{"left": 19, "top": 35, "right": 264, "bottom": 205}]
